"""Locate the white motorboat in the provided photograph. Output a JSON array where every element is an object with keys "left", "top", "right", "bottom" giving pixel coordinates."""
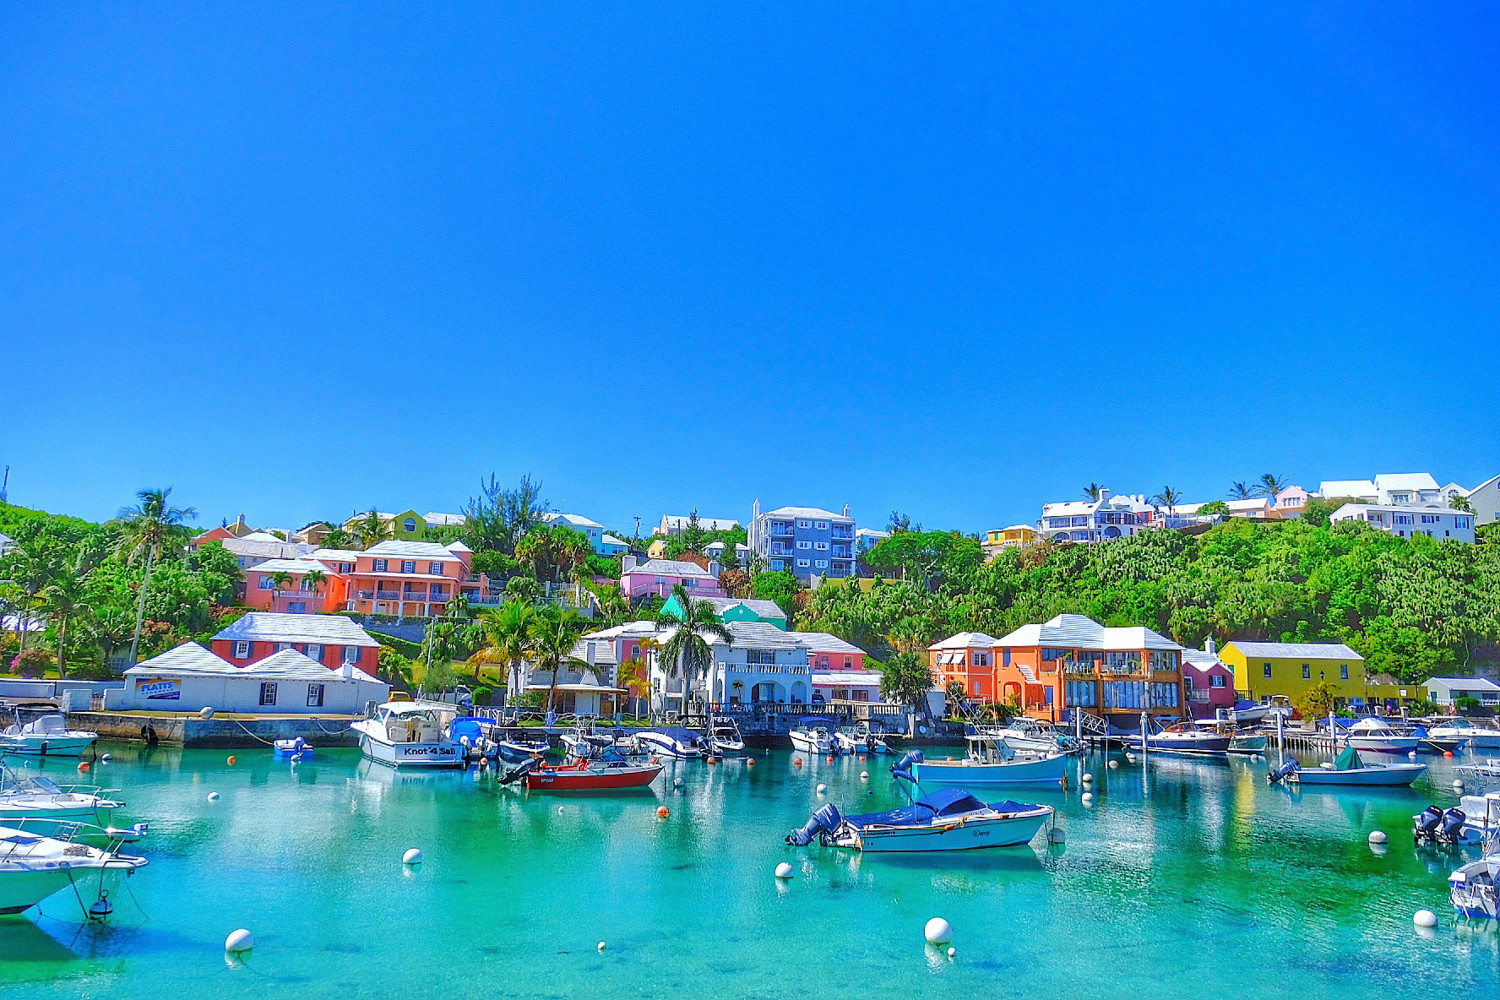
[
  {"left": 708, "top": 717, "right": 746, "bottom": 755},
  {"left": 0, "top": 714, "right": 98, "bottom": 757},
  {"left": 787, "top": 788, "right": 1053, "bottom": 853},
  {"left": 833, "top": 721, "right": 891, "bottom": 755},
  {"left": 350, "top": 703, "right": 466, "bottom": 768},
  {"left": 0, "top": 767, "right": 122, "bottom": 825},
  {"left": 0, "top": 822, "right": 147, "bottom": 916},
  {"left": 1123, "top": 722, "right": 1231, "bottom": 756},
  {"left": 987, "top": 719, "right": 1079, "bottom": 755},
  {"left": 1344, "top": 717, "right": 1421, "bottom": 753},
  {"left": 789, "top": 718, "right": 837, "bottom": 755},
  {"left": 1428, "top": 717, "right": 1500, "bottom": 752},
  {"left": 910, "top": 737, "right": 1067, "bottom": 787},
  {"left": 1451, "top": 850, "right": 1499, "bottom": 920},
  {"left": 634, "top": 727, "right": 707, "bottom": 759}
]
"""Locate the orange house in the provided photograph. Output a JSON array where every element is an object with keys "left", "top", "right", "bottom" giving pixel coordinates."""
[
  {"left": 928, "top": 632, "right": 1004, "bottom": 702},
  {"left": 345, "top": 540, "right": 475, "bottom": 618},
  {"left": 243, "top": 558, "right": 350, "bottom": 614},
  {"left": 932, "top": 614, "right": 1186, "bottom": 725}
]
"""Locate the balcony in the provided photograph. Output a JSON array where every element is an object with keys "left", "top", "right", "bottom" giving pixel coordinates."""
[
  {"left": 770, "top": 545, "right": 796, "bottom": 556},
  {"left": 769, "top": 523, "right": 793, "bottom": 536},
  {"left": 830, "top": 528, "right": 854, "bottom": 540},
  {"left": 357, "top": 590, "right": 376, "bottom": 601},
  {"left": 375, "top": 590, "right": 401, "bottom": 601},
  {"left": 831, "top": 549, "right": 853, "bottom": 560}
]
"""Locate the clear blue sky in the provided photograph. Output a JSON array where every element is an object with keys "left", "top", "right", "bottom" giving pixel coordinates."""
[{"left": 3, "top": 4, "right": 1497, "bottom": 534}]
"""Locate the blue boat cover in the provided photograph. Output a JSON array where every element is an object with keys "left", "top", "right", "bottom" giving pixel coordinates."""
[
  {"left": 648, "top": 727, "right": 702, "bottom": 744},
  {"left": 449, "top": 718, "right": 485, "bottom": 741},
  {"left": 843, "top": 788, "right": 1038, "bottom": 827}
]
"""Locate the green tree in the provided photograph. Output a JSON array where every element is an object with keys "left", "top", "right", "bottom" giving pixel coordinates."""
[
  {"left": 880, "top": 651, "right": 936, "bottom": 731},
  {"left": 752, "top": 569, "right": 801, "bottom": 620},
  {"left": 1229, "top": 481, "right": 1255, "bottom": 500},
  {"left": 353, "top": 509, "right": 387, "bottom": 549},
  {"left": 462, "top": 473, "right": 550, "bottom": 554},
  {"left": 529, "top": 606, "right": 587, "bottom": 714},
  {"left": 1082, "top": 483, "right": 1104, "bottom": 502},
  {"left": 1151, "top": 486, "right": 1184, "bottom": 516},
  {"left": 1255, "top": 474, "right": 1289, "bottom": 498},
  {"left": 36, "top": 544, "right": 101, "bottom": 678},
  {"left": 653, "top": 584, "right": 733, "bottom": 717},
  {"left": 468, "top": 601, "right": 538, "bottom": 703},
  {"left": 1450, "top": 494, "right": 1474, "bottom": 512},
  {"left": 115, "top": 488, "right": 196, "bottom": 667},
  {"left": 1295, "top": 679, "right": 1336, "bottom": 721}
]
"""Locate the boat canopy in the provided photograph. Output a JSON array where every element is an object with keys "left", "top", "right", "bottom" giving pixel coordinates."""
[
  {"left": 651, "top": 727, "right": 701, "bottom": 744},
  {"left": 1349, "top": 717, "right": 1392, "bottom": 732},
  {"left": 844, "top": 788, "right": 1037, "bottom": 827},
  {"left": 1335, "top": 746, "right": 1365, "bottom": 769},
  {"left": 795, "top": 717, "right": 832, "bottom": 728}
]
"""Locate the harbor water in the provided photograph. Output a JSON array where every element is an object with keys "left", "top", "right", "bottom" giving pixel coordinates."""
[{"left": 0, "top": 744, "right": 1495, "bottom": 998}]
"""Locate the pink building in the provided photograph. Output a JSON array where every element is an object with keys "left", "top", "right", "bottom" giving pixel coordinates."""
[
  {"left": 797, "top": 631, "right": 881, "bottom": 703},
  {"left": 243, "top": 558, "right": 349, "bottom": 614},
  {"left": 619, "top": 557, "right": 723, "bottom": 599},
  {"left": 1273, "top": 485, "right": 1313, "bottom": 518},
  {"left": 1182, "top": 641, "right": 1236, "bottom": 719}
]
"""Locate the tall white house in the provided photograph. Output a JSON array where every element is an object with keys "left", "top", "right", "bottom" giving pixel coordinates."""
[
  {"left": 1039, "top": 489, "right": 1152, "bottom": 543},
  {"left": 1466, "top": 473, "right": 1500, "bottom": 526},
  {"left": 1319, "top": 473, "right": 1465, "bottom": 508},
  {"left": 1329, "top": 503, "right": 1475, "bottom": 543}
]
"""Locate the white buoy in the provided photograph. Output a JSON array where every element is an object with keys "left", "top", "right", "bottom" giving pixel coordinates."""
[
  {"left": 1368, "top": 830, "right": 1388, "bottom": 845},
  {"left": 558, "top": 806, "right": 565, "bottom": 813},
  {"left": 225, "top": 928, "right": 254, "bottom": 953},
  {"left": 775, "top": 862, "right": 794, "bottom": 879},
  {"left": 200, "top": 707, "right": 215, "bottom": 720},
  {"left": 207, "top": 792, "right": 220, "bottom": 802},
  {"left": 1081, "top": 773, "right": 1093, "bottom": 783},
  {"left": 1081, "top": 791, "right": 1094, "bottom": 805},
  {"left": 1454, "top": 780, "right": 1465, "bottom": 792},
  {"left": 101, "top": 753, "right": 112, "bottom": 762},
  {"left": 1048, "top": 827, "right": 1067, "bottom": 844},
  {"left": 88, "top": 896, "right": 114, "bottom": 920},
  {"left": 860, "top": 771, "right": 869, "bottom": 780},
  {"left": 947, "top": 946, "right": 956, "bottom": 958},
  {"left": 1125, "top": 753, "right": 1136, "bottom": 763},
  {"left": 673, "top": 777, "right": 684, "bottom": 788},
  {"left": 924, "top": 917, "right": 952, "bottom": 944},
  {"left": 598, "top": 941, "right": 607, "bottom": 951},
  {"left": 402, "top": 848, "right": 423, "bottom": 865},
  {"left": 816, "top": 783, "right": 827, "bottom": 794},
  {"left": 1108, "top": 760, "right": 1119, "bottom": 769},
  {"left": 1408, "top": 751, "right": 1418, "bottom": 760},
  {"left": 1414, "top": 909, "right": 1438, "bottom": 928}
]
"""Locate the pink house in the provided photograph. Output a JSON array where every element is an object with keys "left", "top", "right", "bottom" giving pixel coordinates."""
[
  {"left": 242, "top": 557, "right": 350, "bottom": 614},
  {"left": 620, "top": 557, "right": 723, "bottom": 599},
  {"left": 1273, "top": 485, "right": 1313, "bottom": 518},
  {"left": 798, "top": 631, "right": 881, "bottom": 703},
  {"left": 1182, "top": 641, "right": 1236, "bottom": 719}
]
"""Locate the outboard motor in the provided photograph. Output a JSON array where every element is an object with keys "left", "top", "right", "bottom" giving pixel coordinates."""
[
  {"left": 786, "top": 803, "right": 843, "bottom": 847},
  {"left": 1440, "top": 807, "right": 1468, "bottom": 845},
  {"left": 1413, "top": 805, "right": 1444, "bottom": 844},
  {"left": 1266, "top": 760, "right": 1300, "bottom": 785},
  {"left": 890, "top": 749, "right": 925, "bottom": 783},
  {"left": 499, "top": 756, "right": 542, "bottom": 786}
]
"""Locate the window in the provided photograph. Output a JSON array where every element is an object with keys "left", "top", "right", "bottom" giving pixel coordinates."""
[
  {"left": 306, "top": 683, "right": 325, "bottom": 708},
  {"left": 429, "top": 562, "right": 443, "bottom": 575},
  {"left": 843, "top": 656, "right": 853, "bottom": 669},
  {"left": 1002, "top": 649, "right": 1011, "bottom": 667},
  {"left": 815, "top": 521, "right": 829, "bottom": 530},
  {"left": 401, "top": 560, "right": 416, "bottom": 573},
  {"left": 814, "top": 541, "right": 829, "bottom": 550},
  {"left": 1210, "top": 675, "right": 1226, "bottom": 688},
  {"left": 1263, "top": 663, "right": 1272, "bottom": 679},
  {"left": 1302, "top": 664, "right": 1311, "bottom": 680},
  {"left": 306, "top": 644, "right": 322, "bottom": 661},
  {"left": 258, "top": 577, "right": 275, "bottom": 590},
  {"left": 973, "top": 652, "right": 990, "bottom": 667},
  {"left": 1421, "top": 514, "right": 1440, "bottom": 524},
  {"left": 1340, "top": 664, "right": 1349, "bottom": 680},
  {"left": 404, "top": 518, "right": 417, "bottom": 533},
  {"left": 234, "top": 640, "right": 251, "bottom": 659},
  {"left": 797, "top": 520, "right": 811, "bottom": 529},
  {"left": 796, "top": 540, "right": 811, "bottom": 550},
  {"left": 814, "top": 559, "right": 828, "bottom": 568},
  {"left": 276, "top": 642, "right": 292, "bottom": 652},
  {"left": 1183, "top": 674, "right": 1193, "bottom": 690},
  {"left": 259, "top": 682, "right": 278, "bottom": 706},
  {"left": 373, "top": 559, "right": 388, "bottom": 572},
  {"left": 796, "top": 558, "right": 810, "bottom": 568},
  {"left": 1394, "top": 514, "right": 1413, "bottom": 525},
  {"left": 343, "top": 646, "right": 361, "bottom": 664},
  {"left": 1458, "top": 516, "right": 1472, "bottom": 529}
]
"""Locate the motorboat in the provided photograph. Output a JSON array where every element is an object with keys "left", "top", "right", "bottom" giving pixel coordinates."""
[
  {"left": 500, "top": 752, "right": 662, "bottom": 791},
  {"left": 1343, "top": 718, "right": 1421, "bottom": 754},
  {"left": 0, "top": 821, "right": 147, "bottom": 916},
  {"left": 708, "top": 717, "right": 747, "bottom": 755},
  {"left": 1451, "top": 848, "right": 1499, "bottom": 920},
  {"left": 1123, "top": 722, "right": 1231, "bottom": 756},
  {"left": 986, "top": 719, "right": 1080, "bottom": 755},
  {"left": 560, "top": 723, "right": 624, "bottom": 758},
  {"left": 494, "top": 737, "right": 552, "bottom": 762},
  {"left": 1267, "top": 746, "right": 1426, "bottom": 787},
  {"left": 272, "top": 738, "right": 314, "bottom": 759},
  {"left": 0, "top": 714, "right": 98, "bottom": 757},
  {"left": 0, "top": 767, "right": 123, "bottom": 825},
  {"left": 786, "top": 788, "right": 1053, "bottom": 853},
  {"left": 634, "top": 727, "right": 707, "bottom": 760},
  {"left": 833, "top": 721, "right": 891, "bottom": 755},
  {"left": 350, "top": 703, "right": 466, "bottom": 768},
  {"left": 1428, "top": 717, "right": 1500, "bottom": 753},
  {"left": 910, "top": 737, "right": 1066, "bottom": 787},
  {"left": 789, "top": 719, "right": 837, "bottom": 755}
]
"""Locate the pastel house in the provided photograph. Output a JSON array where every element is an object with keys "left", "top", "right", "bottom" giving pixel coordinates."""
[
  {"left": 651, "top": 621, "right": 810, "bottom": 710},
  {"left": 542, "top": 512, "right": 610, "bottom": 553},
  {"left": 106, "top": 642, "right": 388, "bottom": 714},
  {"left": 345, "top": 540, "right": 477, "bottom": 617},
  {"left": 211, "top": 612, "right": 382, "bottom": 671},
  {"left": 659, "top": 594, "right": 788, "bottom": 630},
  {"left": 243, "top": 557, "right": 349, "bottom": 613},
  {"left": 1181, "top": 640, "right": 1236, "bottom": 719},
  {"left": 928, "top": 632, "right": 1004, "bottom": 702},
  {"left": 619, "top": 556, "right": 723, "bottom": 599},
  {"left": 797, "top": 632, "right": 881, "bottom": 704}
]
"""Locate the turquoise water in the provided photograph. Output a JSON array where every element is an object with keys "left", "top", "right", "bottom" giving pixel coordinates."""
[{"left": 0, "top": 744, "right": 1495, "bottom": 998}]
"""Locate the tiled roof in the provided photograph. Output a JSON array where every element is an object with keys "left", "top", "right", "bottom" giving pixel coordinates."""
[
  {"left": 128, "top": 642, "right": 228, "bottom": 673},
  {"left": 214, "top": 613, "right": 382, "bottom": 647},
  {"left": 994, "top": 614, "right": 1182, "bottom": 651},
  {"left": 1225, "top": 641, "right": 1364, "bottom": 660},
  {"left": 701, "top": 597, "right": 787, "bottom": 620},
  {"left": 362, "top": 540, "right": 464, "bottom": 560},
  {"left": 763, "top": 506, "right": 851, "bottom": 522},
  {"left": 624, "top": 559, "right": 715, "bottom": 579},
  {"left": 928, "top": 631, "right": 1002, "bottom": 650},
  {"left": 422, "top": 511, "right": 466, "bottom": 526},
  {"left": 792, "top": 631, "right": 866, "bottom": 655},
  {"left": 221, "top": 536, "right": 308, "bottom": 559},
  {"left": 544, "top": 512, "right": 605, "bottom": 530}
]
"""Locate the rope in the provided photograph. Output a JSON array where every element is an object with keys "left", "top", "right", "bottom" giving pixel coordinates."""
[{"left": 227, "top": 720, "right": 278, "bottom": 746}]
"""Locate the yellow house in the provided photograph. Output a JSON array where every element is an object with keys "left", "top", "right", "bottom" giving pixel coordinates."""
[
  {"left": 983, "top": 525, "right": 1038, "bottom": 560},
  {"left": 1221, "top": 640, "right": 1417, "bottom": 709},
  {"left": 646, "top": 538, "right": 670, "bottom": 559}
]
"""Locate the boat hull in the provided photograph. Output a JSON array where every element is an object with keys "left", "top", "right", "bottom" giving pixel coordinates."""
[
  {"left": 1347, "top": 737, "right": 1421, "bottom": 753},
  {"left": 0, "top": 736, "right": 97, "bottom": 757},
  {"left": 0, "top": 867, "right": 76, "bottom": 915},
  {"left": 524, "top": 764, "right": 662, "bottom": 790},
  {"left": 1124, "top": 733, "right": 1233, "bottom": 755},
  {"left": 1292, "top": 763, "right": 1427, "bottom": 786},
  {"left": 356, "top": 731, "right": 465, "bottom": 768},
  {"left": 0, "top": 799, "right": 115, "bottom": 824},
  {"left": 913, "top": 755, "right": 1066, "bottom": 786},
  {"left": 635, "top": 735, "right": 703, "bottom": 759},
  {"left": 847, "top": 811, "right": 1050, "bottom": 852},
  {"left": 789, "top": 732, "right": 834, "bottom": 755}
]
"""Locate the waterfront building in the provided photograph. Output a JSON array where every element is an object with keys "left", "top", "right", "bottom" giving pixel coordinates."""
[
  {"left": 619, "top": 556, "right": 724, "bottom": 599},
  {"left": 747, "top": 502, "right": 856, "bottom": 580},
  {"left": 211, "top": 612, "right": 382, "bottom": 670},
  {"left": 928, "top": 632, "right": 1004, "bottom": 702},
  {"left": 344, "top": 540, "right": 477, "bottom": 617},
  {"left": 1328, "top": 503, "right": 1475, "bottom": 543},
  {"left": 107, "top": 642, "right": 388, "bottom": 713},
  {"left": 1038, "top": 489, "right": 1152, "bottom": 543},
  {"left": 541, "top": 512, "right": 610, "bottom": 553},
  {"left": 522, "top": 635, "right": 628, "bottom": 717},
  {"left": 242, "top": 557, "right": 350, "bottom": 613},
  {"left": 651, "top": 621, "right": 811, "bottom": 711},
  {"left": 1181, "top": 640, "right": 1236, "bottom": 719},
  {"left": 659, "top": 594, "right": 788, "bottom": 629},
  {"left": 656, "top": 514, "right": 741, "bottom": 536},
  {"left": 1220, "top": 640, "right": 1415, "bottom": 709},
  {"left": 1467, "top": 473, "right": 1500, "bottom": 525},
  {"left": 1424, "top": 677, "right": 1500, "bottom": 708},
  {"left": 796, "top": 631, "right": 879, "bottom": 704},
  {"left": 983, "top": 525, "right": 1038, "bottom": 558}
]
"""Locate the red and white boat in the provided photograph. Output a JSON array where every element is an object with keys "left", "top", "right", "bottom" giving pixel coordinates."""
[{"left": 521, "top": 758, "right": 663, "bottom": 791}]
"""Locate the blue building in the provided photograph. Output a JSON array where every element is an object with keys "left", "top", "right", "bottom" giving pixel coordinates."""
[{"left": 747, "top": 502, "right": 856, "bottom": 581}]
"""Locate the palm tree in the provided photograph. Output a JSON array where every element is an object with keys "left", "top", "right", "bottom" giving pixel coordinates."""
[
  {"left": 653, "top": 584, "right": 732, "bottom": 719},
  {"left": 1255, "top": 473, "right": 1288, "bottom": 499},
  {"left": 302, "top": 569, "right": 327, "bottom": 607},
  {"left": 529, "top": 607, "right": 586, "bottom": 715},
  {"left": 354, "top": 509, "right": 387, "bottom": 549},
  {"left": 1082, "top": 483, "right": 1104, "bottom": 502},
  {"left": 468, "top": 601, "right": 538, "bottom": 704},
  {"left": 116, "top": 488, "right": 196, "bottom": 667},
  {"left": 615, "top": 653, "right": 650, "bottom": 718},
  {"left": 1450, "top": 494, "right": 1475, "bottom": 513},
  {"left": 1151, "top": 486, "right": 1184, "bottom": 517},
  {"left": 321, "top": 527, "right": 355, "bottom": 550},
  {"left": 1228, "top": 481, "right": 1255, "bottom": 500},
  {"left": 268, "top": 571, "right": 293, "bottom": 608},
  {"left": 881, "top": 650, "right": 936, "bottom": 735},
  {"left": 37, "top": 547, "right": 99, "bottom": 678}
]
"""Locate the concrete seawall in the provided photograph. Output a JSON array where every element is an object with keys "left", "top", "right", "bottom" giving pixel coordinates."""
[{"left": 69, "top": 712, "right": 362, "bottom": 749}]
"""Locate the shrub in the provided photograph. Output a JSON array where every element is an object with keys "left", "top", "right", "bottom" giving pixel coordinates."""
[{"left": 11, "top": 650, "right": 54, "bottom": 678}]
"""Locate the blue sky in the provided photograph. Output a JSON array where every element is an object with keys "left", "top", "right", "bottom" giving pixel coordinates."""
[{"left": 3, "top": 4, "right": 1497, "bottom": 535}]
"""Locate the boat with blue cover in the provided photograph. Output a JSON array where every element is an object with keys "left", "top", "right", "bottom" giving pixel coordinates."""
[
  {"left": 1267, "top": 745, "right": 1426, "bottom": 787},
  {"left": 633, "top": 727, "right": 707, "bottom": 759}
]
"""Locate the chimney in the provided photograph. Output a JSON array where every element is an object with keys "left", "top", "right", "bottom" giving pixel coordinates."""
[
  {"left": 236, "top": 514, "right": 247, "bottom": 529},
  {"left": 709, "top": 559, "right": 722, "bottom": 577},
  {"left": 842, "top": 504, "right": 850, "bottom": 518},
  {"left": 341, "top": 659, "right": 354, "bottom": 680},
  {"left": 1204, "top": 637, "right": 1217, "bottom": 656},
  {"left": 586, "top": 642, "right": 596, "bottom": 667},
  {"left": 1098, "top": 488, "right": 1110, "bottom": 503},
  {"left": 622, "top": 554, "right": 637, "bottom": 574}
]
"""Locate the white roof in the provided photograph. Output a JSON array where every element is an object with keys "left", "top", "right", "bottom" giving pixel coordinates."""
[
  {"left": 1320, "top": 479, "right": 1378, "bottom": 498},
  {"left": 245, "top": 557, "right": 338, "bottom": 575},
  {"left": 1181, "top": 649, "right": 1225, "bottom": 670},
  {"left": 995, "top": 614, "right": 1183, "bottom": 651},
  {"left": 362, "top": 540, "right": 464, "bottom": 561},
  {"left": 699, "top": 597, "right": 787, "bottom": 620},
  {"left": 544, "top": 512, "right": 605, "bottom": 530},
  {"left": 856, "top": 528, "right": 891, "bottom": 539},
  {"left": 422, "top": 511, "right": 466, "bottom": 526},
  {"left": 762, "top": 506, "right": 851, "bottom": 522},
  {"left": 1225, "top": 498, "right": 1272, "bottom": 512},
  {"left": 310, "top": 548, "right": 363, "bottom": 562},
  {"left": 601, "top": 534, "right": 629, "bottom": 547},
  {"left": 812, "top": 670, "right": 883, "bottom": 687},
  {"left": 1330, "top": 502, "right": 1466, "bottom": 517},
  {"left": 1427, "top": 677, "right": 1500, "bottom": 692},
  {"left": 793, "top": 631, "right": 866, "bottom": 656},
  {"left": 664, "top": 621, "right": 803, "bottom": 650},
  {"left": 1225, "top": 640, "right": 1363, "bottom": 660},
  {"left": 659, "top": 514, "right": 740, "bottom": 533},
  {"left": 220, "top": 536, "right": 308, "bottom": 559},
  {"left": 1374, "top": 472, "right": 1440, "bottom": 492},
  {"left": 565, "top": 639, "right": 620, "bottom": 667},
  {"left": 623, "top": 559, "right": 715, "bottom": 579},
  {"left": 929, "top": 631, "right": 1002, "bottom": 650},
  {"left": 127, "top": 642, "right": 227, "bottom": 674},
  {"left": 214, "top": 613, "right": 382, "bottom": 647},
  {"left": 583, "top": 620, "right": 663, "bottom": 641}
]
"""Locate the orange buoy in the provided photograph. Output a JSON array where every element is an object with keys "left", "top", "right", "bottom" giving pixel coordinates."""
[
  {"left": 825, "top": 755, "right": 834, "bottom": 763},
  {"left": 77, "top": 761, "right": 91, "bottom": 774},
  {"left": 227, "top": 755, "right": 238, "bottom": 766},
  {"left": 747, "top": 758, "right": 756, "bottom": 767},
  {"left": 794, "top": 758, "right": 803, "bottom": 766},
  {"left": 860, "top": 755, "right": 867, "bottom": 762},
  {"left": 656, "top": 806, "right": 670, "bottom": 819},
  {"left": 1444, "top": 751, "right": 1454, "bottom": 758},
  {"left": 650, "top": 756, "right": 660, "bottom": 765},
  {"left": 946, "top": 756, "right": 954, "bottom": 761},
  {"left": 708, "top": 756, "right": 718, "bottom": 765}
]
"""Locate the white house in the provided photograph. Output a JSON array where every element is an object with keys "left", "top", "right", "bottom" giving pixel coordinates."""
[
  {"left": 1330, "top": 503, "right": 1475, "bottom": 543},
  {"left": 1467, "top": 473, "right": 1500, "bottom": 527},
  {"left": 105, "top": 643, "right": 388, "bottom": 714},
  {"left": 650, "top": 621, "right": 812, "bottom": 712},
  {"left": 1039, "top": 489, "right": 1152, "bottom": 543},
  {"left": 1320, "top": 473, "right": 1456, "bottom": 508},
  {"left": 522, "top": 636, "right": 626, "bottom": 717},
  {"left": 219, "top": 532, "right": 310, "bottom": 570},
  {"left": 1424, "top": 677, "right": 1500, "bottom": 708}
]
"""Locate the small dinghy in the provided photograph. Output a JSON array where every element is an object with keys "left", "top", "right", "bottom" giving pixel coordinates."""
[
  {"left": 1267, "top": 746, "right": 1426, "bottom": 787},
  {"left": 272, "top": 738, "right": 314, "bottom": 759}
]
